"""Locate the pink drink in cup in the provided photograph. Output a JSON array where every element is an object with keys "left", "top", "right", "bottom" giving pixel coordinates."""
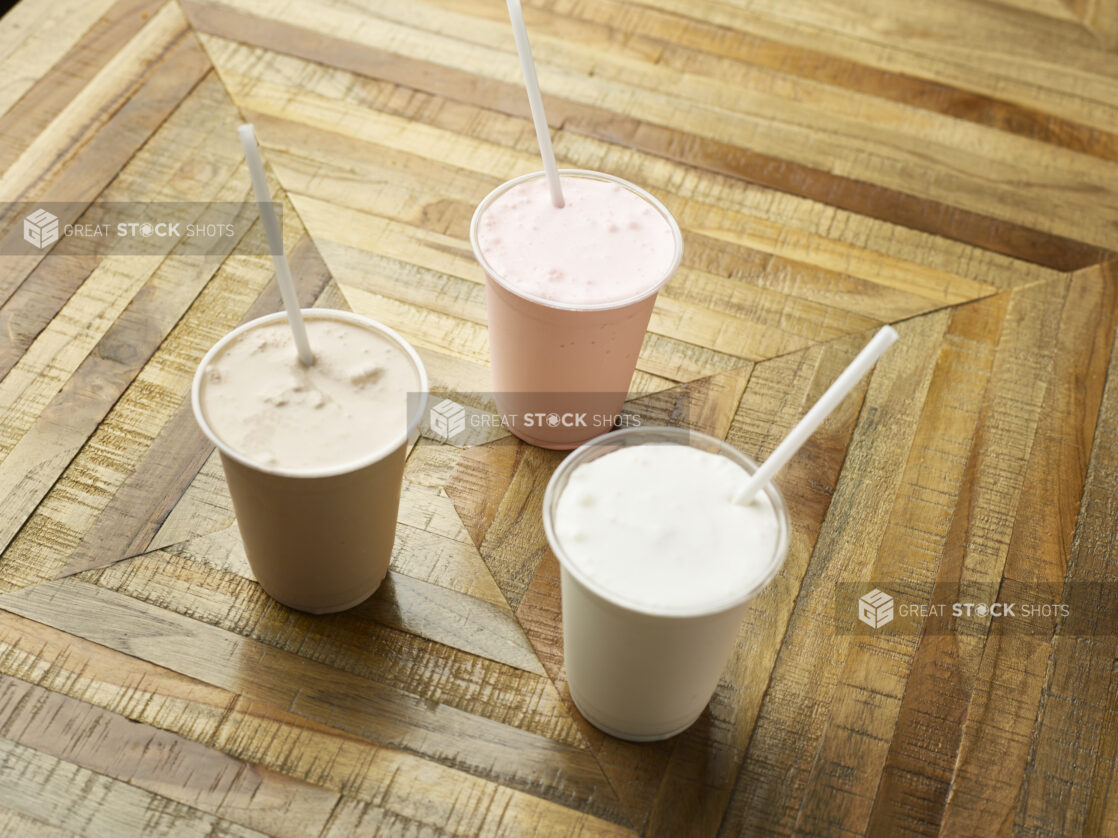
[{"left": 470, "top": 170, "right": 683, "bottom": 449}]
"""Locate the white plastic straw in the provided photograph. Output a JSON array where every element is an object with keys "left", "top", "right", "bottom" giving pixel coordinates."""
[
  {"left": 733, "top": 325, "right": 899, "bottom": 505},
  {"left": 237, "top": 123, "right": 314, "bottom": 366},
  {"left": 506, "top": 0, "right": 564, "bottom": 208}
]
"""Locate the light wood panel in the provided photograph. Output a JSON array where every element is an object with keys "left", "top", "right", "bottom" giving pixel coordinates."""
[{"left": 186, "top": 1, "right": 1115, "bottom": 269}]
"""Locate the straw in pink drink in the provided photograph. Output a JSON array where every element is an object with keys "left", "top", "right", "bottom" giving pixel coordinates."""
[{"left": 505, "top": 0, "right": 564, "bottom": 208}]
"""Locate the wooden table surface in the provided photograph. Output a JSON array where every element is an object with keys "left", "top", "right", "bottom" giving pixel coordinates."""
[{"left": 2, "top": 0, "right": 1118, "bottom": 835}]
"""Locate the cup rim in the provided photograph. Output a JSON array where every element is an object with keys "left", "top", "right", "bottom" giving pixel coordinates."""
[
  {"left": 542, "top": 426, "right": 791, "bottom": 618},
  {"left": 469, "top": 169, "right": 684, "bottom": 313},
  {"left": 191, "top": 309, "right": 429, "bottom": 479}
]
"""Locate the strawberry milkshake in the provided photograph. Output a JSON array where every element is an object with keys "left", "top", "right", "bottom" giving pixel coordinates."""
[{"left": 471, "top": 170, "right": 682, "bottom": 448}]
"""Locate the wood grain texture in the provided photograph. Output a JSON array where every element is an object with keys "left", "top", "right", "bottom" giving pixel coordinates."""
[
  {"left": 2, "top": 0, "right": 1117, "bottom": 835},
  {"left": 0, "top": 578, "right": 626, "bottom": 822},
  {"left": 0, "top": 674, "right": 339, "bottom": 838},
  {"left": 184, "top": 0, "right": 1116, "bottom": 270},
  {"left": 0, "top": 610, "right": 627, "bottom": 837}
]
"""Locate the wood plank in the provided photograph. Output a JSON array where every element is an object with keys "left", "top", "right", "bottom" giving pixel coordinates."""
[
  {"left": 0, "top": 805, "right": 79, "bottom": 838},
  {"left": 653, "top": 273, "right": 880, "bottom": 362},
  {"left": 0, "top": 0, "right": 166, "bottom": 173},
  {"left": 848, "top": 278, "right": 1067, "bottom": 836},
  {"left": 0, "top": 0, "right": 118, "bottom": 121},
  {"left": 0, "top": 256, "right": 100, "bottom": 382},
  {"left": 635, "top": 0, "right": 1118, "bottom": 132},
  {"left": 0, "top": 578, "right": 627, "bottom": 823},
  {"left": 205, "top": 35, "right": 1051, "bottom": 309},
  {"left": 185, "top": 1, "right": 1114, "bottom": 268},
  {"left": 0, "top": 736, "right": 269, "bottom": 838},
  {"left": 202, "top": 33, "right": 1061, "bottom": 293},
  {"left": 522, "top": 0, "right": 1118, "bottom": 163},
  {"left": 0, "top": 77, "right": 269, "bottom": 561},
  {"left": 990, "top": 0, "right": 1081, "bottom": 23},
  {"left": 0, "top": 610, "right": 629, "bottom": 837},
  {"left": 363, "top": 571, "right": 545, "bottom": 676},
  {"left": 937, "top": 273, "right": 1118, "bottom": 835},
  {"left": 133, "top": 529, "right": 545, "bottom": 677},
  {"left": 791, "top": 292, "right": 1009, "bottom": 837},
  {"left": 336, "top": 281, "right": 490, "bottom": 369},
  {"left": 0, "top": 4, "right": 212, "bottom": 304},
  {"left": 678, "top": 232, "right": 943, "bottom": 325},
  {"left": 109, "top": 536, "right": 562, "bottom": 724},
  {"left": 676, "top": 213, "right": 993, "bottom": 310},
  {"left": 720, "top": 308, "right": 949, "bottom": 836},
  {"left": 0, "top": 256, "right": 155, "bottom": 456},
  {"left": 0, "top": 674, "right": 339, "bottom": 838},
  {"left": 443, "top": 437, "right": 524, "bottom": 550},
  {"left": 146, "top": 450, "right": 233, "bottom": 552},
  {"left": 1016, "top": 269, "right": 1118, "bottom": 837},
  {"left": 397, "top": 441, "right": 511, "bottom": 601},
  {"left": 0, "top": 68, "right": 252, "bottom": 385},
  {"left": 0, "top": 21, "right": 211, "bottom": 309},
  {"left": 1068, "top": 0, "right": 1118, "bottom": 49},
  {"left": 0, "top": 253, "right": 218, "bottom": 558},
  {"left": 0, "top": 3, "right": 187, "bottom": 199},
  {"left": 328, "top": 0, "right": 1118, "bottom": 250},
  {"left": 853, "top": 295, "right": 1003, "bottom": 837},
  {"left": 478, "top": 445, "right": 570, "bottom": 612}
]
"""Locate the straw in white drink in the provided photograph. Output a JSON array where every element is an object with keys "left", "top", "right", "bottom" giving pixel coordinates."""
[
  {"left": 237, "top": 123, "right": 314, "bottom": 366},
  {"left": 506, "top": 0, "right": 564, "bottom": 208},
  {"left": 734, "top": 325, "right": 899, "bottom": 505}
]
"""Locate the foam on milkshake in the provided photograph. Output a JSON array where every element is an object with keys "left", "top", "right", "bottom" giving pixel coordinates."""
[
  {"left": 554, "top": 443, "right": 780, "bottom": 612},
  {"left": 198, "top": 315, "right": 420, "bottom": 471},
  {"left": 475, "top": 174, "right": 676, "bottom": 306}
]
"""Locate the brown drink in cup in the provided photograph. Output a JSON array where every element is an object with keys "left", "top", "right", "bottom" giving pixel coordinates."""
[{"left": 191, "top": 309, "right": 428, "bottom": 614}]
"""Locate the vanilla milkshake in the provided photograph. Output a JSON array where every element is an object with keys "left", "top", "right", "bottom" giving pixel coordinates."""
[
  {"left": 554, "top": 444, "right": 780, "bottom": 613},
  {"left": 192, "top": 310, "right": 428, "bottom": 614},
  {"left": 543, "top": 427, "right": 789, "bottom": 741},
  {"left": 471, "top": 170, "right": 682, "bottom": 449}
]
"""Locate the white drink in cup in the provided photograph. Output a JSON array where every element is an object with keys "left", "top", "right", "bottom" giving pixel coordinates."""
[
  {"left": 543, "top": 426, "right": 790, "bottom": 741},
  {"left": 192, "top": 309, "right": 428, "bottom": 614}
]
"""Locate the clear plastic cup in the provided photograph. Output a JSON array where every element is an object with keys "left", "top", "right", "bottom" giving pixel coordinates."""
[
  {"left": 191, "top": 310, "right": 428, "bottom": 614},
  {"left": 542, "top": 426, "right": 790, "bottom": 740},
  {"left": 470, "top": 170, "right": 683, "bottom": 449}
]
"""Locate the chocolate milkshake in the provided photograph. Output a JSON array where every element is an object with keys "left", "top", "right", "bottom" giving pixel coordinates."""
[{"left": 192, "top": 310, "right": 427, "bottom": 614}]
